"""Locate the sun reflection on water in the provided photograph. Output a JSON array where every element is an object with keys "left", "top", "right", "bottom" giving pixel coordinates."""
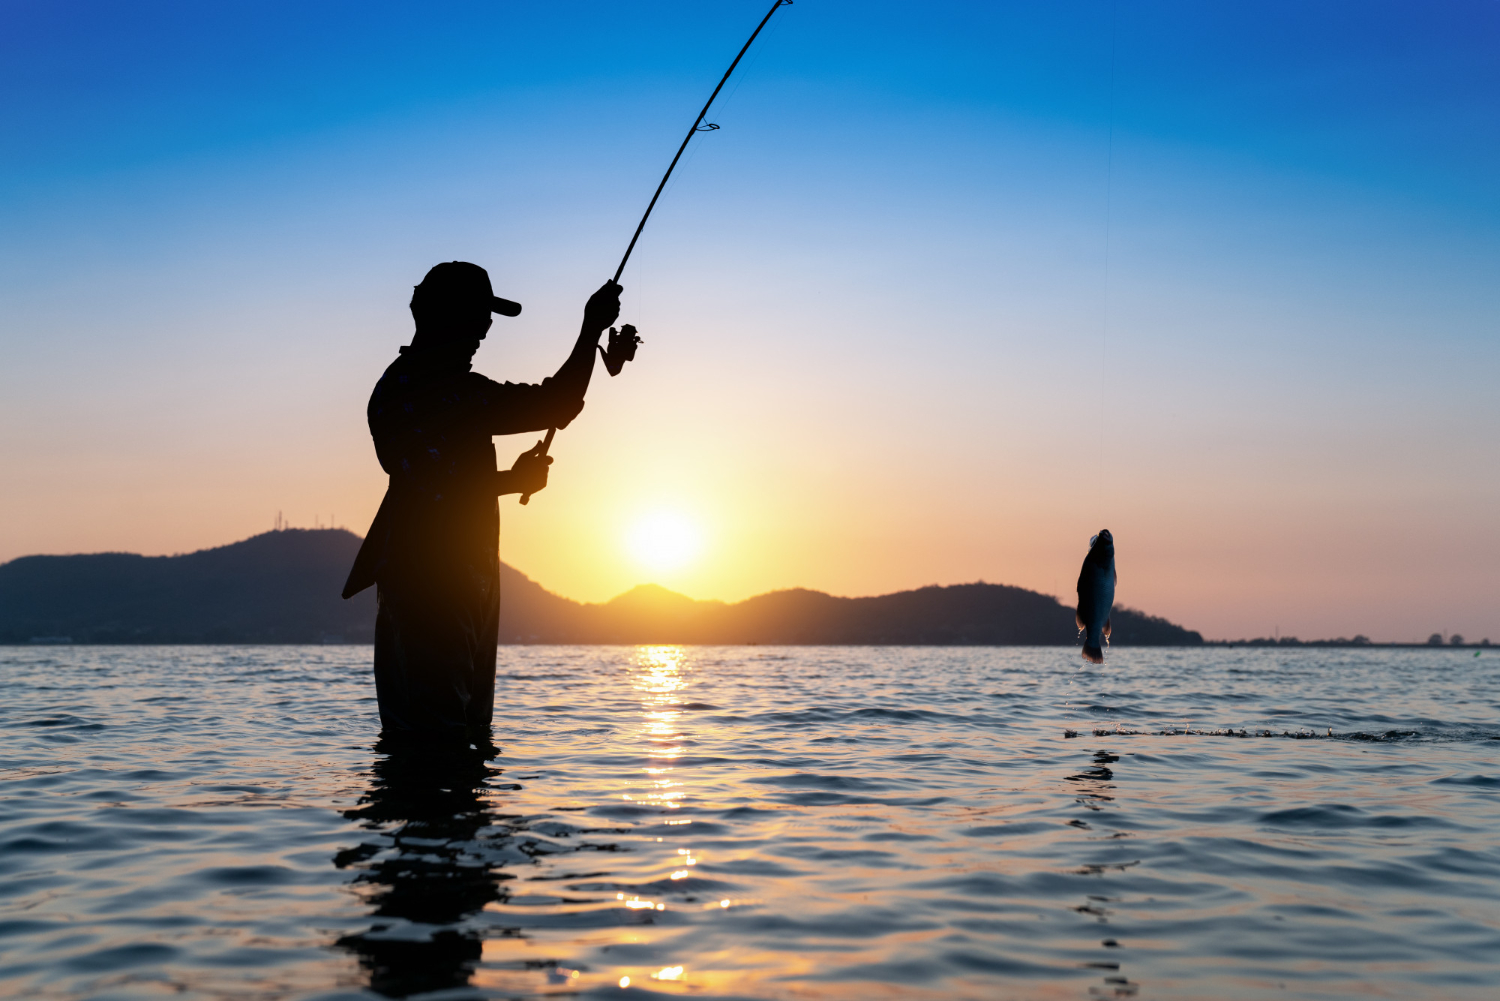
[{"left": 631, "top": 646, "right": 689, "bottom": 813}]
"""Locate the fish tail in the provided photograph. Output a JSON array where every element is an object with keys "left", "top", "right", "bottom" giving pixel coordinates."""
[{"left": 1081, "top": 644, "right": 1104, "bottom": 665}]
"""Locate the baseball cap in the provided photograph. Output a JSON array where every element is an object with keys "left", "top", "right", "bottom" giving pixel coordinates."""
[{"left": 411, "top": 261, "right": 522, "bottom": 317}]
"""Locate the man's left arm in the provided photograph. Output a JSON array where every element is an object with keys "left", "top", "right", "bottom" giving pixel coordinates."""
[{"left": 494, "top": 443, "right": 552, "bottom": 496}]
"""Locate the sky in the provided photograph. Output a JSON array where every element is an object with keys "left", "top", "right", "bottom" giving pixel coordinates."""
[{"left": 2, "top": 0, "right": 1497, "bottom": 642}]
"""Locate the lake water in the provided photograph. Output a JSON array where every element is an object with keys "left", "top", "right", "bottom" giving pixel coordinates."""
[{"left": 2, "top": 645, "right": 1498, "bottom": 1000}]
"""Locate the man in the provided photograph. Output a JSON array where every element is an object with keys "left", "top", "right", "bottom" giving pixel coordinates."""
[{"left": 343, "top": 261, "right": 621, "bottom": 735}]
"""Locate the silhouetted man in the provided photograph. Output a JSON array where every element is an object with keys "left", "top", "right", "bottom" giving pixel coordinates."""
[{"left": 343, "top": 262, "right": 621, "bottom": 735}]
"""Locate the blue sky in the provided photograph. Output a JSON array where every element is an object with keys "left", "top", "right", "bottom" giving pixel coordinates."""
[{"left": 2, "top": 1, "right": 1497, "bottom": 640}]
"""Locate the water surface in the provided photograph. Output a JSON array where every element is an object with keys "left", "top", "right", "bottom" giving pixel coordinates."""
[{"left": 2, "top": 645, "right": 1498, "bottom": 1000}]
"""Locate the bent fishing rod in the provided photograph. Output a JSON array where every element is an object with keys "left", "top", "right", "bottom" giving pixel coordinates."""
[
  {"left": 613, "top": 0, "right": 793, "bottom": 284},
  {"left": 521, "top": 0, "right": 794, "bottom": 493}
]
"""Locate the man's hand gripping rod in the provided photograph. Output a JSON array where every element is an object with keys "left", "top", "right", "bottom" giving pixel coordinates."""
[{"left": 518, "top": 427, "right": 556, "bottom": 506}]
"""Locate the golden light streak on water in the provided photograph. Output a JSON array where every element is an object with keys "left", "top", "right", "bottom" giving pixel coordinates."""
[{"left": 632, "top": 646, "right": 689, "bottom": 818}]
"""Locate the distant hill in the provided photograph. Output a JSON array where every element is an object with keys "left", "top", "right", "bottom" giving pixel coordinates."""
[
  {"left": 0, "top": 529, "right": 1202, "bottom": 646},
  {"left": 0, "top": 530, "right": 373, "bottom": 644}
]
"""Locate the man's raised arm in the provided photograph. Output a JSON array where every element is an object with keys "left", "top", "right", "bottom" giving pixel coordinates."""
[{"left": 549, "top": 280, "right": 622, "bottom": 407}]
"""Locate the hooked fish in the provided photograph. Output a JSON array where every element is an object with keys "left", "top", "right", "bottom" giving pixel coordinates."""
[{"left": 1076, "top": 529, "right": 1116, "bottom": 664}]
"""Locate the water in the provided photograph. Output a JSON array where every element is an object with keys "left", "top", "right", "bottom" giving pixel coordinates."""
[{"left": 2, "top": 646, "right": 1498, "bottom": 1001}]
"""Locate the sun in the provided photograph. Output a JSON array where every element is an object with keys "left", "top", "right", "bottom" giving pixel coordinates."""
[{"left": 626, "top": 511, "right": 703, "bottom": 574}]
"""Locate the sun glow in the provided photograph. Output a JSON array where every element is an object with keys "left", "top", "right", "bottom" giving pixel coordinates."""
[{"left": 626, "top": 511, "right": 703, "bottom": 573}]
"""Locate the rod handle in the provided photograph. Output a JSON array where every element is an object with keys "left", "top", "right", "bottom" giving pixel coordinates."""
[{"left": 518, "top": 427, "right": 557, "bottom": 505}]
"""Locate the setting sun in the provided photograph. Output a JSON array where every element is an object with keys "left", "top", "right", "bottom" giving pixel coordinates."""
[{"left": 626, "top": 511, "right": 703, "bottom": 574}]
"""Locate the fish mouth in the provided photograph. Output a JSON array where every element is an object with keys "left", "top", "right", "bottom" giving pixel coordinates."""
[{"left": 1093, "top": 529, "right": 1113, "bottom": 546}]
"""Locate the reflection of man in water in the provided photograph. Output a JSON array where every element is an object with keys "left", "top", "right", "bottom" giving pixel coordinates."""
[
  {"left": 343, "top": 262, "right": 621, "bottom": 734},
  {"left": 335, "top": 735, "right": 508, "bottom": 995}
]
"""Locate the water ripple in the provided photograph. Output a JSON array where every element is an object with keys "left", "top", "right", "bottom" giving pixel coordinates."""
[{"left": 1, "top": 645, "right": 1498, "bottom": 999}]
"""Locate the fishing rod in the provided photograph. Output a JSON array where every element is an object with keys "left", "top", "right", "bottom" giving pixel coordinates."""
[
  {"left": 523, "top": 0, "right": 792, "bottom": 488},
  {"left": 613, "top": 0, "right": 793, "bottom": 284}
]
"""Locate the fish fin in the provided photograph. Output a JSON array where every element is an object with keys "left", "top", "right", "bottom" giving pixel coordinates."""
[
  {"left": 1075, "top": 611, "right": 1085, "bottom": 631},
  {"left": 1081, "top": 645, "right": 1104, "bottom": 665},
  {"left": 1103, "top": 617, "right": 1111, "bottom": 639}
]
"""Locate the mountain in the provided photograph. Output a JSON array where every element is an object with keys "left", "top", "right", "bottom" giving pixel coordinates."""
[
  {"left": 0, "top": 529, "right": 1203, "bottom": 646},
  {"left": 0, "top": 529, "right": 373, "bottom": 644}
]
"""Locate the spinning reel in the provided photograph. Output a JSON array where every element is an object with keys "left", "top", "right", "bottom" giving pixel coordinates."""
[{"left": 599, "top": 323, "right": 642, "bottom": 377}]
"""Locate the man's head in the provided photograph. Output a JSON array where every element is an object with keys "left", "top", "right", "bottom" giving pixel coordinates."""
[{"left": 409, "top": 262, "right": 522, "bottom": 349}]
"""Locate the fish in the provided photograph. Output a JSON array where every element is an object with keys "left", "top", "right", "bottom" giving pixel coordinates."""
[{"left": 1075, "top": 529, "right": 1116, "bottom": 664}]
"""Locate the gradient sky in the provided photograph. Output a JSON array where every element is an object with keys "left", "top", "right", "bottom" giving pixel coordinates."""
[{"left": 3, "top": 0, "right": 1497, "bottom": 642}]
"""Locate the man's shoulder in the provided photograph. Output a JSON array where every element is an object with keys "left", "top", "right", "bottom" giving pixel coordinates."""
[
  {"left": 372, "top": 351, "right": 470, "bottom": 398},
  {"left": 367, "top": 352, "right": 448, "bottom": 425},
  {"left": 371, "top": 350, "right": 416, "bottom": 390}
]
